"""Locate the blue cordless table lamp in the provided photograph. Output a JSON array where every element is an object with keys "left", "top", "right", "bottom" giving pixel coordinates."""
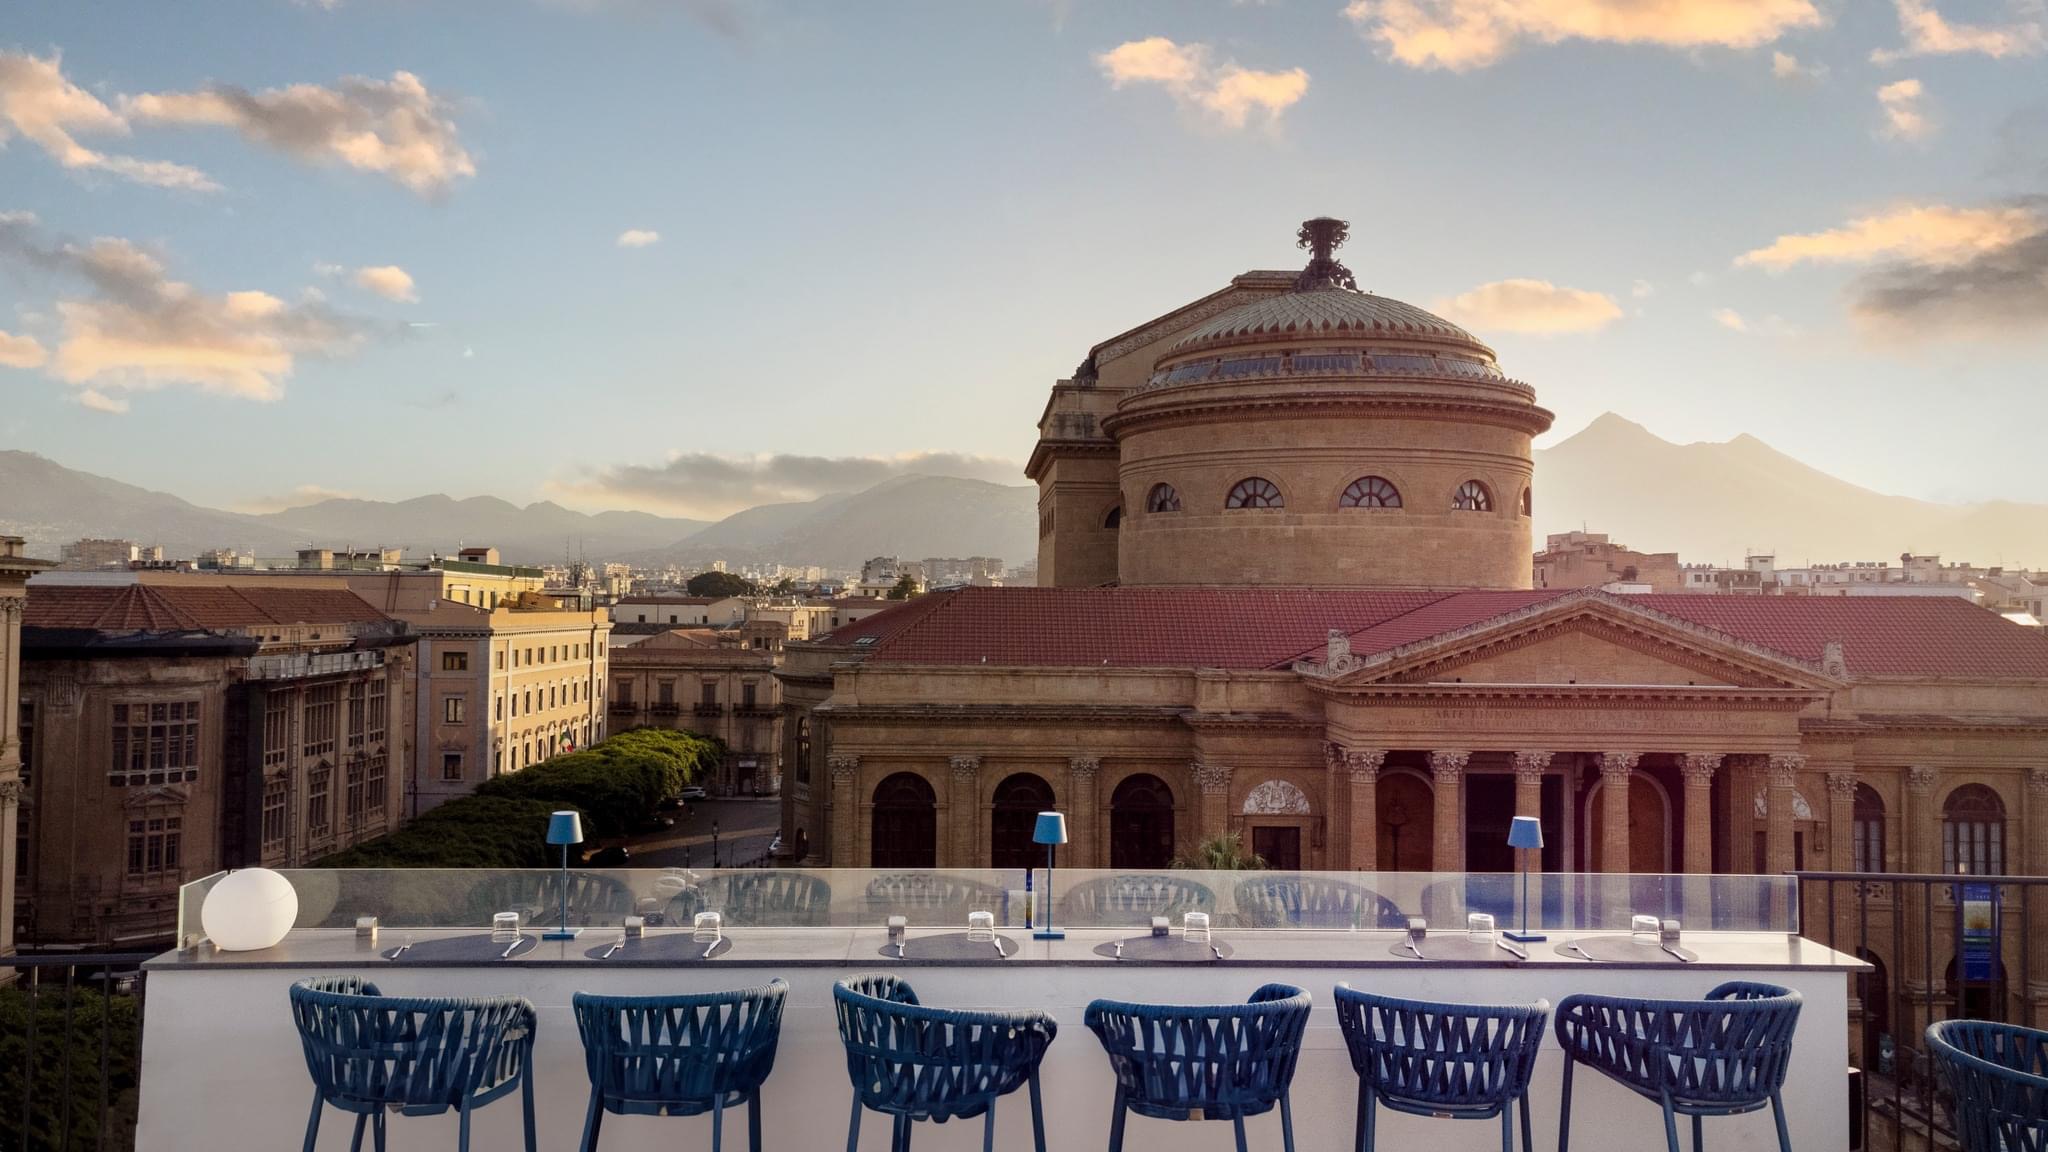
[
  {"left": 544, "top": 810, "right": 584, "bottom": 940},
  {"left": 1505, "top": 815, "right": 1545, "bottom": 943},
  {"left": 1032, "top": 812, "right": 1067, "bottom": 940}
]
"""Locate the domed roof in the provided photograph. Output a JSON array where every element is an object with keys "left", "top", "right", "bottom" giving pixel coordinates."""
[{"left": 1171, "top": 286, "right": 1480, "bottom": 351}]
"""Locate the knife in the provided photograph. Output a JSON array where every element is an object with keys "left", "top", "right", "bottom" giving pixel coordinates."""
[
  {"left": 1496, "top": 939, "right": 1527, "bottom": 960},
  {"left": 1209, "top": 944, "right": 1224, "bottom": 961},
  {"left": 601, "top": 940, "right": 623, "bottom": 959},
  {"left": 1404, "top": 940, "right": 1426, "bottom": 960},
  {"left": 894, "top": 940, "right": 906, "bottom": 959},
  {"left": 992, "top": 937, "right": 1007, "bottom": 958},
  {"left": 1114, "top": 938, "right": 1124, "bottom": 959},
  {"left": 386, "top": 942, "right": 411, "bottom": 961},
  {"left": 1661, "top": 945, "right": 1694, "bottom": 963},
  {"left": 1566, "top": 940, "right": 1594, "bottom": 961},
  {"left": 500, "top": 937, "right": 524, "bottom": 959}
]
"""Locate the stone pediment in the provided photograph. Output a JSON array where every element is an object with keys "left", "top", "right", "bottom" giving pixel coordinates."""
[{"left": 1298, "top": 590, "right": 1839, "bottom": 692}]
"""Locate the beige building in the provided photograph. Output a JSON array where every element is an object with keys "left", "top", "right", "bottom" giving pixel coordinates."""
[
  {"left": 1533, "top": 531, "right": 1683, "bottom": 593},
  {"left": 2, "top": 537, "right": 54, "bottom": 961},
  {"left": 610, "top": 620, "right": 784, "bottom": 795},
  {"left": 782, "top": 218, "right": 2048, "bottom": 1037},
  {"left": 17, "top": 580, "right": 413, "bottom": 945}
]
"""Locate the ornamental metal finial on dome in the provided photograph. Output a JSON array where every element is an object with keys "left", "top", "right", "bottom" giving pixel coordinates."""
[{"left": 1294, "top": 216, "right": 1358, "bottom": 292}]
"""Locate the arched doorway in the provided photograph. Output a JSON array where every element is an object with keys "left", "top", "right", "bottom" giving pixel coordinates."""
[
  {"left": 990, "top": 773, "right": 1055, "bottom": 870},
  {"left": 870, "top": 773, "right": 936, "bottom": 868},
  {"left": 1378, "top": 771, "right": 1434, "bottom": 871},
  {"left": 1944, "top": 954, "right": 2009, "bottom": 1023},
  {"left": 1110, "top": 774, "right": 1175, "bottom": 869},
  {"left": 1586, "top": 771, "right": 1671, "bottom": 872}
]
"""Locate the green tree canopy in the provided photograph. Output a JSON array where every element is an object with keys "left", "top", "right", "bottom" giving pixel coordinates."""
[
  {"left": 685, "top": 571, "right": 757, "bottom": 597},
  {"left": 886, "top": 574, "right": 917, "bottom": 600}
]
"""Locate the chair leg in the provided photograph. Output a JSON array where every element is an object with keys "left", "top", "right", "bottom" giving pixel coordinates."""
[
  {"left": 581, "top": 1092, "right": 603, "bottom": 1152},
  {"left": 372, "top": 1110, "right": 386, "bottom": 1152},
  {"left": 713, "top": 1095, "right": 726, "bottom": 1152},
  {"left": 846, "top": 1095, "right": 862, "bottom": 1152},
  {"left": 983, "top": 1100, "right": 996, "bottom": 1152},
  {"left": 1770, "top": 1091, "right": 1792, "bottom": 1152},
  {"left": 458, "top": 1104, "right": 473, "bottom": 1152},
  {"left": 1028, "top": 1071, "right": 1046, "bottom": 1152},
  {"left": 1692, "top": 1112, "right": 1703, "bottom": 1152},
  {"left": 1518, "top": 1092, "right": 1533, "bottom": 1152},
  {"left": 521, "top": 1070, "right": 537, "bottom": 1152},
  {"left": 1280, "top": 1093, "right": 1296, "bottom": 1152},
  {"left": 1233, "top": 1114, "right": 1249, "bottom": 1152},
  {"left": 1501, "top": 1106, "right": 1513, "bottom": 1152},
  {"left": 303, "top": 1094, "right": 322, "bottom": 1152},
  {"left": 892, "top": 1113, "right": 910, "bottom": 1152},
  {"left": 750, "top": 1090, "right": 764, "bottom": 1152},
  {"left": 348, "top": 1111, "right": 368, "bottom": 1152},
  {"left": 1108, "top": 1091, "right": 1127, "bottom": 1152},
  {"left": 1557, "top": 1057, "right": 1575, "bottom": 1152},
  {"left": 1660, "top": 1096, "right": 1681, "bottom": 1152},
  {"left": 1355, "top": 1083, "right": 1369, "bottom": 1152}
]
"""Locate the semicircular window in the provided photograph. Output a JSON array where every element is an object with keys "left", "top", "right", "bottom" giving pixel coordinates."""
[
  {"left": 1145, "top": 483, "right": 1182, "bottom": 514},
  {"left": 1225, "top": 477, "right": 1284, "bottom": 510},
  {"left": 1453, "top": 480, "right": 1493, "bottom": 512},
  {"left": 1104, "top": 505, "right": 1122, "bottom": 530},
  {"left": 1340, "top": 476, "right": 1401, "bottom": 509}
]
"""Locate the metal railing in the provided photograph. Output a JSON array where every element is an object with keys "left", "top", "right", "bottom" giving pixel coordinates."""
[
  {"left": 1, "top": 953, "right": 155, "bottom": 1152},
  {"left": 1793, "top": 870, "right": 2046, "bottom": 1152}
]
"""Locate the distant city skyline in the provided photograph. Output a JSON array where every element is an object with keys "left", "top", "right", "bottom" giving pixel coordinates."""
[{"left": 2, "top": 1, "right": 2046, "bottom": 519}]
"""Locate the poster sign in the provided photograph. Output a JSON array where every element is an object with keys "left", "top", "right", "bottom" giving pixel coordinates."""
[{"left": 1958, "top": 881, "right": 1997, "bottom": 982}]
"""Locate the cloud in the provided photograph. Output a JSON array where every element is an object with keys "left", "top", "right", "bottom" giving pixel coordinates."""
[
  {"left": 1771, "top": 50, "right": 1827, "bottom": 79},
  {"left": 0, "top": 51, "right": 216, "bottom": 190},
  {"left": 125, "top": 71, "right": 474, "bottom": 196},
  {"left": 352, "top": 264, "right": 417, "bottom": 302},
  {"left": 1431, "top": 278, "right": 1624, "bottom": 333},
  {"left": 76, "top": 388, "right": 128, "bottom": 414},
  {"left": 0, "top": 213, "right": 370, "bottom": 408},
  {"left": 1343, "top": 0, "right": 1823, "bottom": 70},
  {"left": 1877, "top": 78, "right": 1933, "bottom": 140},
  {"left": 1872, "top": 0, "right": 2044, "bottom": 62},
  {"left": 0, "top": 329, "right": 48, "bottom": 368},
  {"left": 1713, "top": 307, "right": 1748, "bottom": 331},
  {"left": 1736, "top": 202, "right": 2042, "bottom": 269},
  {"left": 616, "top": 228, "right": 661, "bottom": 248},
  {"left": 559, "top": 451, "right": 1024, "bottom": 518},
  {"left": 1096, "top": 38, "right": 1309, "bottom": 129}
]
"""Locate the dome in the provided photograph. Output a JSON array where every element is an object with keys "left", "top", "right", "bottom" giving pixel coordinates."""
[{"left": 1171, "top": 286, "right": 1484, "bottom": 354}]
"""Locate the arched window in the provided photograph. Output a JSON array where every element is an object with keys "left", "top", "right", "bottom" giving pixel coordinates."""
[
  {"left": 870, "top": 772, "right": 937, "bottom": 869},
  {"left": 1226, "top": 477, "right": 1283, "bottom": 510},
  {"left": 1145, "top": 483, "right": 1182, "bottom": 513},
  {"left": 1110, "top": 774, "right": 1175, "bottom": 869},
  {"left": 1103, "top": 506, "right": 1122, "bottom": 530},
  {"left": 1519, "top": 486, "right": 1532, "bottom": 516},
  {"left": 1942, "top": 784, "right": 2005, "bottom": 876},
  {"left": 1453, "top": 480, "right": 1493, "bottom": 512},
  {"left": 1339, "top": 476, "right": 1401, "bottom": 509},
  {"left": 990, "top": 772, "right": 1056, "bottom": 869},
  {"left": 1852, "top": 783, "right": 1885, "bottom": 873}
]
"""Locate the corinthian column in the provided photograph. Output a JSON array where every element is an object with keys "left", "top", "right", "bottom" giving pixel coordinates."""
[
  {"left": 1067, "top": 757, "right": 1100, "bottom": 869},
  {"left": 1765, "top": 754, "right": 1803, "bottom": 875},
  {"left": 1511, "top": 751, "right": 1550, "bottom": 871},
  {"left": 1903, "top": 765, "right": 1941, "bottom": 1039},
  {"left": 827, "top": 755, "right": 860, "bottom": 867},
  {"left": 1600, "top": 752, "right": 1640, "bottom": 874},
  {"left": 1825, "top": 772, "right": 1858, "bottom": 869},
  {"left": 1192, "top": 761, "right": 1233, "bottom": 846},
  {"left": 1680, "top": 754, "right": 1720, "bottom": 875},
  {"left": 948, "top": 755, "right": 981, "bottom": 869},
  {"left": 1342, "top": 747, "right": 1386, "bottom": 871},
  {"left": 1429, "top": 751, "right": 1469, "bottom": 871}
]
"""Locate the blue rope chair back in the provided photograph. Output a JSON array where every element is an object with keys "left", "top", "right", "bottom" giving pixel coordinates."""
[
  {"left": 289, "top": 976, "right": 537, "bottom": 1117},
  {"left": 670, "top": 871, "right": 834, "bottom": 927},
  {"left": 1926, "top": 1020, "right": 2048, "bottom": 1152},
  {"left": 1234, "top": 876, "right": 1406, "bottom": 929},
  {"left": 472, "top": 870, "right": 635, "bottom": 925},
  {"left": 1084, "top": 984, "right": 1312, "bottom": 1121},
  {"left": 1060, "top": 875, "right": 1214, "bottom": 926},
  {"left": 572, "top": 980, "right": 789, "bottom": 1115},
  {"left": 832, "top": 973, "right": 1058, "bottom": 1124},
  {"left": 863, "top": 873, "right": 1005, "bottom": 920},
  {"left": 1333, "top": 986, "right": 1548, "bottom": 1114},
  {"left": 1554, "top": 981, "right": 1801, "bottom": 1112}
]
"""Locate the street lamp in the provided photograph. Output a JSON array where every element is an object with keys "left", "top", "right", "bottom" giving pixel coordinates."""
[{"left": 712, "top": 820, "right": 721, "bottom": 868}]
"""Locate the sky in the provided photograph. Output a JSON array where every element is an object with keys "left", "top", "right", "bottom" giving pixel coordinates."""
[{"left": 2, "top": 0, "right": 2045, "bottom": 521}]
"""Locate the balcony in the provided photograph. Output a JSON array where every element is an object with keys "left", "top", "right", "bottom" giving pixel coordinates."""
[
  {"left": 606, "top": 699, "right": 639, "bottom": 714},
  {"left": 648, "top": 701, "right": 680, "bottom": 715},
  {"left": 692, "top": 702, "right": 725, "bottom": 716},
  {"left": 107, "top": 869, "right": 1869, "bottom": 1150},
  {"left": 734, "top": 703, "right": 777, "bottom": 719}
]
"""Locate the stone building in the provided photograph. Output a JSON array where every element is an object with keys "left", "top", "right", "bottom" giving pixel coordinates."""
[
  {"left": 16, "top": 582, "right": 413, "bottom": 945},
  {"left": 2, "top": 537, "right": 55, "bottom": 962},
  {"left": 780, "top": 218, "right": 2048, "bottom": 1033},
  {"left": 1532, "top": 531, "right": 1683, "bottom": 593},
  {"left": 610, "top": 622, "right": 784, "bottom": 795}
]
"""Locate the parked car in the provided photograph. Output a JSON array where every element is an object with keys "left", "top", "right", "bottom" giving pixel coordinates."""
[{"left": 678, "top": 785, "right": 708, "bottom": 801}]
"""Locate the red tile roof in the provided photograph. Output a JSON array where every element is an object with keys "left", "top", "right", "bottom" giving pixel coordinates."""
[
  {"left": 26, "top": 585, "right": 392, "bottom": 631},
  {"left": 844, "top": 586, "right": 2048, "bottom": 680}
]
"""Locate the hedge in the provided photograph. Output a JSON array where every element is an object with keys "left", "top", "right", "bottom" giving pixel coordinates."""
[{"left": 0, "top": 985, "right": 141, "bottom": 1152}]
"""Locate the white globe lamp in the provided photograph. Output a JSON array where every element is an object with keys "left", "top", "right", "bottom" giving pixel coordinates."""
[{"left": 201, "top": 868, "right": 300, "bottom": 951}]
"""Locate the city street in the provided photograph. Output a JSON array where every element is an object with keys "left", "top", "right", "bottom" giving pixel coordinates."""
[{"left": 623, "top": 795, "right": 782, "bottom": 869}]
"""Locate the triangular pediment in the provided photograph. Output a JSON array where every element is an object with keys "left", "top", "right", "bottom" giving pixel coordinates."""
[{"left": 1299, "top": 590, "right": 1839, "bottom": 691}]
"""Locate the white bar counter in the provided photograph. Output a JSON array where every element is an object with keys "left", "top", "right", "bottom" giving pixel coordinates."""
[{"left": 138, "top": 926, "right": 1862, "bottom": 1151}]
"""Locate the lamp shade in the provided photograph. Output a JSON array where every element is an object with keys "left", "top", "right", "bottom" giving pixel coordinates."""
[
  {"left": 547, "top": 810, "right": 584, "bottom": 846},
  {"left": 200, "top": 867, "right": 299, "bottom": 951},
  {"left": 1506, "top": 815, "right": 1544, "bottom": 851},
  {"left": 1031, "top": 811, "right": 1069, "bottom": 845}
]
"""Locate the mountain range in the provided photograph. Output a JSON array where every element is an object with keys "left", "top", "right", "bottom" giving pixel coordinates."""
[{"left": 5, "top": 414, "right": 2048, "bottom": 571}]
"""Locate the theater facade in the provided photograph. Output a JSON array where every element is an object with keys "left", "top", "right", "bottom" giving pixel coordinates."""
[{"left": 777, "top": 219, "right": 2048, "bottom": 1025}]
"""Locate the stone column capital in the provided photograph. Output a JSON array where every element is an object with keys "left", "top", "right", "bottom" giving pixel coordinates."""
[
  {"left": 1599, "top": 751, "right": 1641, "bottom": 779},
  {"left": 948, "top": 755, "right": 981, "bottom": 781},
  {"left": 2028, "top": 766, "right": 2048, "bottom": 796},
  {"left": 1906, "top": 765, "right": 1941, "bottom": 794},
  {"left": 1826, "top": 771, "right": 1860, "bottom": 800},
  {"left": 0, "top": 597, "right": 22, "bottom": 621},
  {"left": 1766, "top": 753, "right": 1806, "bottom": 787},
  {"left": 1429, "top": 750, "right": 1470, "bottom": 781},
  {"left": 1511, "top": 750, "right": 1552, "bottom": 780},
  {"left": 1191, "top": 761, "right": 1233, "bottom": 794},
  {"left": 1345, "top": 748, "right": 1387, "bottom": 783},
  {"left": 826, "top": 754, "right": 860, "bottom": 783},
  {"left": 1067, "top": 756, "right": 1100, "bottom": 780},
  {"left": 0, "top": 778, "right": 20, "bottom": 803},
  {"left": 1680, "top": 753, "right": 1721, "bottom": 786}
]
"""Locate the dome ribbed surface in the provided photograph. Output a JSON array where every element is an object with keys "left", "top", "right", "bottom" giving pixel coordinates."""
[{"left": 1173, "top": 287, "right": 1480, "bottom": 351}]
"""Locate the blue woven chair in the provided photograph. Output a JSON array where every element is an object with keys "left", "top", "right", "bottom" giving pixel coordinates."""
[
  {"left": 1059, "top": 874, "right": 1214, "bottom": 927},
  {"left": 1085, "top": 983, "right": 1312, "bottom": 1152},
  {"left": 1333, "top": 986, "right": 1548, "bottom": 1152},
  {"left": 288, "top": 975, "right": 537, "bottom": 1152},
  {"left": 1554, "top": 981, "right": 1801, "bottom": 1152},
  {"left": 1925, "top": 1019, "right": 2048, "bottom": 1152},
  {"left": 571, "top": 980, "right": 789, "bottom": 1152},
  {"left": 833, "top": 973, "right": 1057, "bottom": 1151},
  {"left": 1235, "top": 876, "right": 1406, "bottom": 929}
]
